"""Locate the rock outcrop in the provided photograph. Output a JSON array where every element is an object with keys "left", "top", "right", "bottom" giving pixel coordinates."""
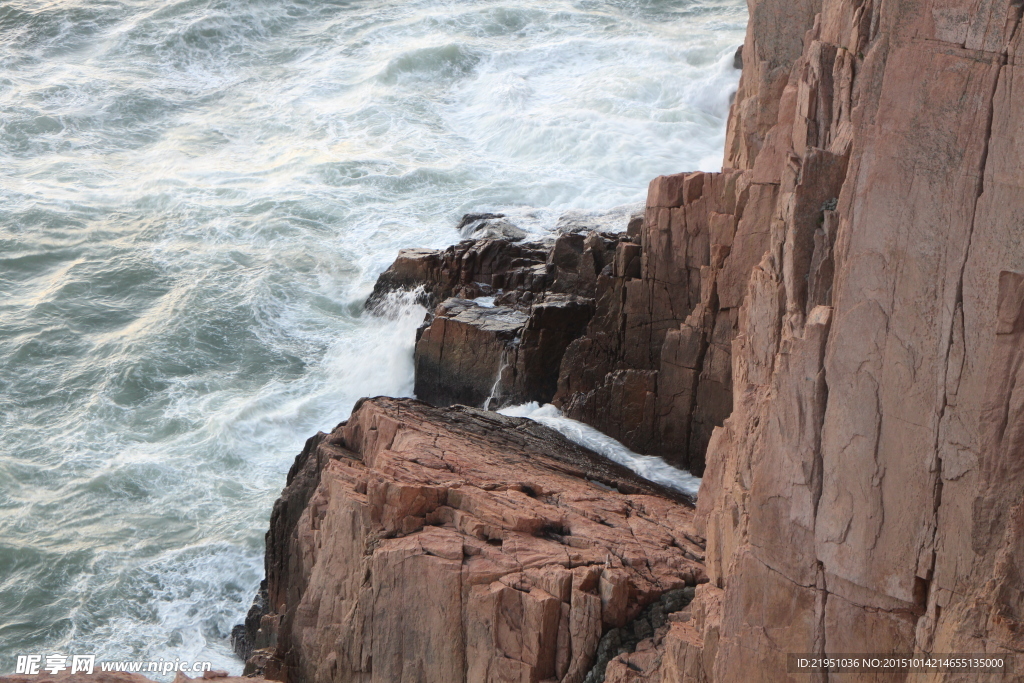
[
  {"left": 371, "top": 198, "right": 738, "bottom": 474},
  {"left": 243, "top": 0, "right": 1024, "bottom": 679},
  {"left": 414, "top": 295, "right": 595, "bottom": 409},
  {"left": 238, "top": 397, "right": 706, "bottom": 683},
  {"left": 369, "top": 224, "right": 650, "bottom": 438},
  {"left": 367, "top": 230, "right": 620, "bottom": 312}
]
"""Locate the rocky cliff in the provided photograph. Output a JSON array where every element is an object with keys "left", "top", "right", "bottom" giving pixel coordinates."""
[
  {"left": 238, "top": 398, "right": 706, "bottom": 682},
  {"left": 688, "top": 0, "right": 1024, "bottom": 680},
  {"left": 243, "top": 0, "right": 1024, "bottom": 680}
]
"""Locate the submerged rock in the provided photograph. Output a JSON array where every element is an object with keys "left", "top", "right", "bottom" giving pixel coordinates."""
[
  {"left": 466, "top": 217, "right": 528, "bottom": 241},
  {"left": 454, "top": 211, "right": 506, "bottom": 233}
]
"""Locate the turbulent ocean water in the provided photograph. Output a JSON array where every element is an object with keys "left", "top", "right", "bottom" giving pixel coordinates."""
[{"left": 0, "top": 0, "right": 745, "bottom": 674}]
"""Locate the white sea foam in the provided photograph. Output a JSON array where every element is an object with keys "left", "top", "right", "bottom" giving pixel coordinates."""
[
  {"left": 0, "top": 0, "right": 742, "bottom": 674},
  {"left": 498, "top": 403, "right": 702, "bottom": 497}
]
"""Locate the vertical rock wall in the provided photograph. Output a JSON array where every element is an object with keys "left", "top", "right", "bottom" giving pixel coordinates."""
[
  {"left": 550, "top": 0, "right": 830, "bottom": 475},
  {"left": 678, "top": 0, "right": 1024, "bottom": 679}
]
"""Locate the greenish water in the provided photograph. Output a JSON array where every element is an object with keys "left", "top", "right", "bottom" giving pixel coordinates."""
[{"left": 0, "top": 0, "right": 745, "bottom": 674}]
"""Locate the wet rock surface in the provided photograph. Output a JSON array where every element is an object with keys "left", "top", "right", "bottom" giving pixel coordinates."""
[
  {"left": 413, "top": 298, "right": 529, "bottom": 408},
  {"left": 414, "top": 294, "right": 598, "bottom": 411},
  {"left": 365, "top": 237, "right": 555, "bottom": 312}
]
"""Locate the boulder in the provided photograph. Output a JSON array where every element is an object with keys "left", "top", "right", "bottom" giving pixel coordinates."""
[
  {"left": 413, "top": 293, "right": 597, "bottom": 410},
  {"left": 454, "top": 211, "right": 506, "bottom": 234},
  {"left": 365, "top": 238, "right": 553, "bottom": 311},
  {"left": 414, "top": 298, "right": 528, "bottom": 408}
]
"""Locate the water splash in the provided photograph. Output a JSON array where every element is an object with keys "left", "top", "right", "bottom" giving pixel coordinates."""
[
  {"left": 498, "top": 402, "right": 702, "bottom": 497},
  {"left": 482, "top": 342, "right": 515, "bottom": 411}
]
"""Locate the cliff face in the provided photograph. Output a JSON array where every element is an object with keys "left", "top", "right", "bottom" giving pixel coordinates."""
[
  {"left": 247, "top": 0, "right": 1024, "bottom": 679},
  {"left": 243, "top": 398, "right": 705, "bottom": 683},
  {"left": 685, "top": 0, "right": 1024, "bottom": 679}
]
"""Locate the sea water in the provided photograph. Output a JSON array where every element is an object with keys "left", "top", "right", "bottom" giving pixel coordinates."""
[
  {"left": 0, "top": 0, "right": 745, "bottom": 674},
  {"left": 498, "top": 402, "right": 702, "bottom": 497}
]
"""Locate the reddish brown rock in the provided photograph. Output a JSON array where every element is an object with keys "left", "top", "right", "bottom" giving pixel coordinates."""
[
  {"left": 413, "top": 299, "right": 528, "bottom": 408},
  {"left": 510, "top": 295, "right": 597, "bottom": 406},
  {"left": 367, "top": 227, "right": 624, "bottom": 314},
  {"left": 0, "top": 675, "right": 154, "bottom": 683},
  {"left": 553, "top": 170, "right": 747, "bottom": 472},
  {"left": 369, "top": 224, "right": 625, "bottom": 413},
  {"left": 341, "top": 1, "right": 1024, "bottom": 680},
  {"left": 369, "top": 195, "right": 742, "bottom": 473},
  {"left": 365, "top": 238, "right": 554, "bottom": 310},
  {"left": 679, "top": 0, "right": 1024, "bottom": 680},
  {"left": 243, "top": 397, "right": 705, "bottom": 683}
]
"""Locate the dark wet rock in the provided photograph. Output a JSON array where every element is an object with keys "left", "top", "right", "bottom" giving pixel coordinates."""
[
  {"left": 583, "top": 587, "right": 696, "bottom": 683},
  {"left": 464, "top": 217, "right": 527, "bottom": 241},
  {"left": 368, "top": 184, "right": 741, "bottom": 473},
  {"left": 555, "top": 203, "right": 645, "bottom": 235},
  {"left": 414, "top": 299, "right": 529, "bottom": 408},
  {"left": 414, "top": 294, "right": 596, "bottom": 410},
  {"left": 454, "top": 211, "right": 506, "bottom": 233},
  {"left": 365, "top": 238, "right": 554, "bottom": 311},
  {"left": 231, "top": 580, "right": 268, "bottom": 661}
]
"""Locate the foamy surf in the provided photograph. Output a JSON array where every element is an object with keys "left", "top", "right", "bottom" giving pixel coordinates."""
[
  {"left": 0, "top": 0, "right": 743, "bottom": 674},
  {"left": 498, "top": 402, "right": 703, "bottom": 498}
]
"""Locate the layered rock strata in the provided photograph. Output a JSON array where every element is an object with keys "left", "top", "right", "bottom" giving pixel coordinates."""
[{"left": 239, "top": 397, "right": 706, "bottom": 683}]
